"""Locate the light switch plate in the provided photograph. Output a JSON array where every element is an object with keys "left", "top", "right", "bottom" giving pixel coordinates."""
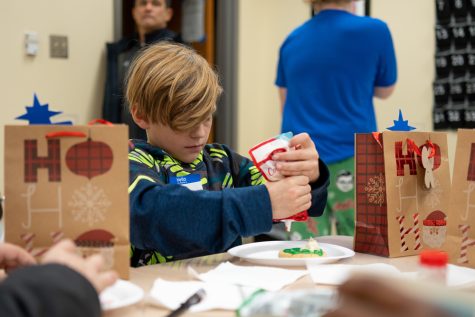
[
  {"left": 50, "top": 35, "right": 68, "bottom": 59},
  {"left": 25, "top": 32, "right": 39, "bottom": 56}
]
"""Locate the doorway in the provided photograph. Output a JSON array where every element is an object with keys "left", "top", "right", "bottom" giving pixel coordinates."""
[{"left": 116, "top": 0, "right": 237, "bottom": 147}]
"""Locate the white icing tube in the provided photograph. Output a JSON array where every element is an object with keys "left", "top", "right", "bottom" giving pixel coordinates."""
[{"left": 283, "top": 219, "right": 293, "bottom": 232}]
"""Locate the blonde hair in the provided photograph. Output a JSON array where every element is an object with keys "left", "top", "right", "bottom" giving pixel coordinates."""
[{"left": 125, "top": 42, "right": 222, "bottom": 131}]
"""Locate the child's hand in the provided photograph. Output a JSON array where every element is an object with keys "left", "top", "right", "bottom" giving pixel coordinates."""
[
  {"left": 264, "top": 175, "right": 311, "bottom": 219},
  {"left": 0, "top": 243, "right": 36, "bottom": 273},
  {"left": 272, "top": 133, "right": 320, "bottom": 183},
  {"left": 41, "top": 239, "right": 118, "bottom": 293}
]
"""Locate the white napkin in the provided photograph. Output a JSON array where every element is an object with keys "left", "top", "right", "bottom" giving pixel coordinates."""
[
  {"left": 307, "top": 262, "right": 475, "bottom": 288},
  {"left": 194, "top": 261, "right": 308, "bottom": 291},
  {"left": 447, "top": 264, "right": 475, "bottom": 288},
  {"left": 382, "top": 264, "right": 475, "bottom": 288},
  {"left": 307, "top": 263, "right": 401, "bottom": 285},
  {"left": 148, "top": 278, "right": 258, "bottom": 312}
]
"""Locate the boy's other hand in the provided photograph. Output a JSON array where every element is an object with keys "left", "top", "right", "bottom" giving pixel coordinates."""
[
  {"left": 0, "top": 243, "right": 36, "bottom": 273},
  {"left": 41, "top": 239, "right": 118, "bottom": 293},
  {"left": 272, "top": 133, "right": 320, "bottom": 183},
  {"left": 264, "top": 175, "right": 311, "bottom": 219}
]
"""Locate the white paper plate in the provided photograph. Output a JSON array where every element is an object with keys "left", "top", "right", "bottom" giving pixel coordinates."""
[
  {"left": 228, "top": 241, "right": 355, "bottom": 267},
  {"left": 100, "top": 279, "right": 145, "bottom": 311}
]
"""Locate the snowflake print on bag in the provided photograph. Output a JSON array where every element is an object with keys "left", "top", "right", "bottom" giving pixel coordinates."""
[
  {"left": 364, "top": 173, "right": 386, "bottom": 206},
  {"left": 69, "top": 182, "right": 111, "bottom": 226}
]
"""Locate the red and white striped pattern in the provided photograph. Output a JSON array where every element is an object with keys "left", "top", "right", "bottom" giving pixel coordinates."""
[
  {"left": 413, "top": 213, "right": 422, "bottom": 250},
  {"left": 458, "top": 224, "right": 475, "bottom": 264},
  {"left": 396, "top": 213, "right": 421, "bottom": 251},
  {"left": 20, "top": 231, "right": 64, "bottom": 258},
  {"left": 50, "top": 231, "right": 64, "bottom": 244},
  {"left": 396, "top": 215, "right": 410, "bottom": 251},
  {"left": 20, "top": 233, "right": 35, "bottom": 252}
]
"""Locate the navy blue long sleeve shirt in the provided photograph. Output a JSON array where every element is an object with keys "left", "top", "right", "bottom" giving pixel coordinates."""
[{"left": 128, "top": 140, "right": 329, "bottom": 266}]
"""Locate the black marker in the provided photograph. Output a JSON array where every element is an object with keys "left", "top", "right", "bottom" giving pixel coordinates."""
[{"left": 165, "top": 288, "right": 206, "bottom": 317}]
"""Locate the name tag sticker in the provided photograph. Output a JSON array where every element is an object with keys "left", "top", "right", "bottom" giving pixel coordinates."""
[{"left": 170, "top": 174, "right": 203, "bottom": 191}]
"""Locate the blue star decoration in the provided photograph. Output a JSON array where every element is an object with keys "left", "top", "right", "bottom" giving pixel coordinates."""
[
  {"left": 16, "top": 94, "right": 72, "bottom": 125},
  {"left": 386, "top": 109, "right": 415, "bottom": 131}
]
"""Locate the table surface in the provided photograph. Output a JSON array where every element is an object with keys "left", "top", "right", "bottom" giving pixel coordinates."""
[{"left": 102, "top": 236, "right": 438, "bottom": 317}]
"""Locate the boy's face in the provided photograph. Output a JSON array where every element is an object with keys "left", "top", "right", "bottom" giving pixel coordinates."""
[
  {"left": 146, "top": 117, "right": 213, "bottom": 163},
  {"left": 133, "top": 0, "right": 172, "bottom": 34}
]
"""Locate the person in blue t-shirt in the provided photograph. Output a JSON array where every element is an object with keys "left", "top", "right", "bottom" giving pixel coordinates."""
[{"left": 275, "top": 0, "right": 397, "bottom": 238}]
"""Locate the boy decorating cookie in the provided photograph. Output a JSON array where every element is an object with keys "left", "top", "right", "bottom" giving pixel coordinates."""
[{"left": 126, "top": 42, "right": 329, "bottom": 266}]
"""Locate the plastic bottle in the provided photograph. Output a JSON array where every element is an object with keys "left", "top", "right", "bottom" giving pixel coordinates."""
[{"left": 418, "top": 250, "right": 448, "bottom": 285}]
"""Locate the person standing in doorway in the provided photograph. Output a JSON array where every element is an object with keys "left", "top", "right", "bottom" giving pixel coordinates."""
[
  {"left": 276, "top": 0, "right": 397, "bottom": 238},
  {"left": 103, "top": 0, "right": 181, "bottom": 140}
]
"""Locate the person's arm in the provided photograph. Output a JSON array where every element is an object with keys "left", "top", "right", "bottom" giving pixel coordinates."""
[
  {"left": 374, "top": 85, "right": 396, "bottom": 99},
  {"left": 230, "top": 141, "right": 329, "bottom": 218},
  {"left": 271, "top": 133, "right": 330, "bottom": 217},
  {"left": 0, "top": 264, "right": 101, "bottom": 317},
  {"left": 0, "top": 240, "right": 117, "bottom": 317},
  {"left": 129, "top": 143, "right": 322, "bottom": 256},
  {"left": 307, "top": 159, "right": 329, "bottom": 217},
  {"left": 102, "top": 43, "right": 120, "bottom": 123},
  {"left": 129, "top": 159, "right": 274, "bottom": 256},
  {"left": 278, "top": 87, "right": 287, "bottom": 113},
  {"left": 374, "top": 22, "right": 397, "bottom": 100},
  {"left": 275, "top": 38, "right": 288, "bottom": 113},
  {"left": 0, "top": 243, "right": 36, "bottom": 273}
]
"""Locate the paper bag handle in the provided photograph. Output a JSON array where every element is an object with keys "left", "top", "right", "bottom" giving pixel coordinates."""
[
  {"left": 407, "top": 138, "right": 435, "bottom": 158},
  {"left": 372, "top": 132, "right": 383, "bottom": 148},
  {"left": 45, "top": 119, "right": 114, "bottom": 138},
  {"left": 88, "top": 119, "right": 113, "bottom": 126},
  {"left": 45, "top": 131, "right": 86, "bottom": 138}
]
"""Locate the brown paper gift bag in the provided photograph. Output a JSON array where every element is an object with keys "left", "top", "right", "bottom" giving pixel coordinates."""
[
  {"left": 354, "top": 131, "right": 451, "bottom": 257},
  {"left": 445, "top": 129, "right": 475, "bottom": 268},
  {"left": 4, "top": 124, "right": 129, "bottom": 278}
]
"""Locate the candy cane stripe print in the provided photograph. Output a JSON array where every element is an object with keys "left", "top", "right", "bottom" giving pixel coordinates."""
[{"left": 458, "top": 224, "right": 475, "bottom": 264}]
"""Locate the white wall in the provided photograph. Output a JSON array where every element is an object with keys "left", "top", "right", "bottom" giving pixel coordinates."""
[{"left": 0, "top": 0, "right": 114, "bottom": 193}]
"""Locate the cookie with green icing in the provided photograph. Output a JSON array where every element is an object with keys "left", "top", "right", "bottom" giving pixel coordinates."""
[{"left": 278, "top": 238, "right": 326, "bottom": 258}]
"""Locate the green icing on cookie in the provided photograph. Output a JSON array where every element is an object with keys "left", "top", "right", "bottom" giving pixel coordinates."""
[{"left": 283, "top": 247, "right": 324, "bottom": 256}]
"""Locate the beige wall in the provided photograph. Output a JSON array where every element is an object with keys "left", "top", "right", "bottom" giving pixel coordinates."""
[
  {"left": 237, "top": 0, "right": 309, "bottom": 154},
  {"left": 236, "top": 0, "right": 455, "bottom": 166},
  {"left": 0, "top": 1, "right": 114, "bottom": 193},
  {"left": 372, "top": 0, "right": 435, "bottom": 131},
  {"left": 0, "top": 1, "right": 455, "bottom": 192},
  {"left": 372, "top": 0, "right": 456, "bottom": 170}
]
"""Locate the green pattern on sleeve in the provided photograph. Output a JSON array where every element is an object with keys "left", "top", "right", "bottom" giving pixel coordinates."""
[{"left": 249, "top": 166, "right": 265, "bottom": 185}]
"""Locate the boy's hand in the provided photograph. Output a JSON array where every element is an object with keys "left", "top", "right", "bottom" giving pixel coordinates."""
[
  {"left": 264, "top": 175, "right": 311, "bottom": 219},
  {"left": 0, "top": 243, "right": 36, "bottom": 273},
  {"left": 272, "top": 133, "right": 320, "bottom": 183},
  {"left": 41, "top": 239, "right": 118, "bottom": 293}
]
